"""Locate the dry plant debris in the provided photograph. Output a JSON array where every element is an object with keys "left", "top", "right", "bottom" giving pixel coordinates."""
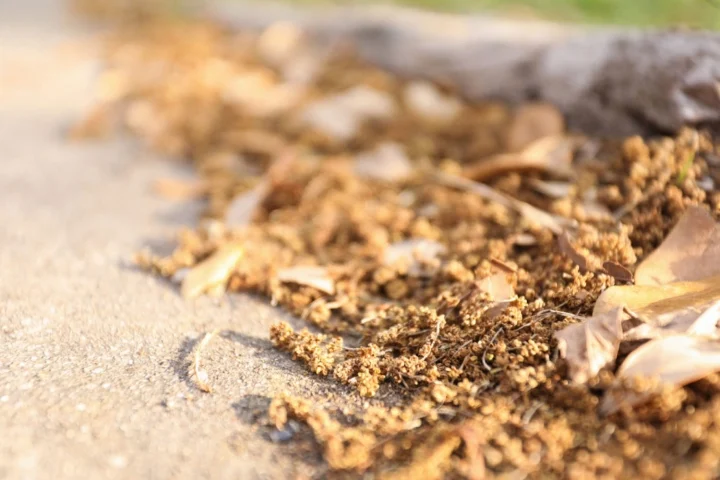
[
  {"left": 179, "top": 242, "right": 244, "bottom": 299},
  {"left": 192, "top": 329, "right": 218, "bottom": 393},
  {"left": 555, "top": 307, "right": 623, "bottom": 384},
  {"left": 462, "top": 135, "right": 575, "bottom": 182},
  {"left": 600, "top": 334, "right": 720, "bottom": 415},
  {"left": 76, "top": 17, "right": 720, "bottom": 479}
]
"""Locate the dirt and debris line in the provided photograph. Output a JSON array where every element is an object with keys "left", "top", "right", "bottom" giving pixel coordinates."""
[{"left": 75, "top": 17, "right": 720, "bottom": 479}]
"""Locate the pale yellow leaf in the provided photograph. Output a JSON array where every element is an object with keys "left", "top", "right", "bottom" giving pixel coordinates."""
[
  {"left": 594, "top": 276, "right": 720, "bottom": 340},
  {"left": 276, "top": 266, "right": 335, "bottom": 295},
  {"left": 181, "top": 243, "right": 244, "bottom": 299}
]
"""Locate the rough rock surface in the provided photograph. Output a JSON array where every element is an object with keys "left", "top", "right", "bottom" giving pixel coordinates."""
[{"left": 210, "top": 2, "right": 720, "bottom": 137}]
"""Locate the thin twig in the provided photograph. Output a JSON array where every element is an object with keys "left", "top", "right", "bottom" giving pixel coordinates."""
[
  {"left": 482, "top": 327, "right": 504, "bottom": 371},
  {"left": 406, "top": 328, "right": 432, "bottom": 338},
  {"left": 447, "top": 339, "right": 474, "bottom": 368},
  {"left": 421, "top": 320, "right": 444, "bottom": 362},
  {"left": 360, "top": 315, "right": 377, "bottom": 324},
  {"left": 522, "top": 401, "right": 543, "bottom": 425},
  {"left": 193, "top": 329, "right": 218, "bottom": 393},
  {"left": 432, "top": 171, "right": 573, "bottom": 234},
  {"left": 543, "top": 309, "right": 586, "bottom": 321},
  {"left": 459, "top": 353, "right": 473, "bottom": 372},
  {"left": 301, "top": 297, "right": 344, "bottom": 320}
]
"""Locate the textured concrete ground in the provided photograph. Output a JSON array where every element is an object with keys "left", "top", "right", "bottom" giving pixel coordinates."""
[{"left": 0, "top": 3, "right": 338, "bottom": 479}]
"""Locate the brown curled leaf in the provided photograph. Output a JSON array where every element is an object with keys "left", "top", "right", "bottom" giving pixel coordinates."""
[
  {"left": 603, "top": 261, "right": 634, "bottom": 283},
  {"left": 463, "top": 135, "right": 574, "bottom": 182}
]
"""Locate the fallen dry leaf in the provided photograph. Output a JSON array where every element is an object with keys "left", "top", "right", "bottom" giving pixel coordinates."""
[
  {"left": 558, "top": 231, "right": 590, "bottom": 273},
  {"left": 621, "top": 295, "right": 720, "bottom": 341},
  {"left": 581, "top": 187, "right": 613, "bottom": 221},
  {"left": 355, "top": 142, "right": 414, "bottom": 183},
  {"left": 225, "top": 183, "right": 265, "bottom": 227},
  {"left": 462, "top": 136, "right": 574, "bottom": 182},
  {"left": 687, "top": 300, "right": 720, "bottom": 336},
  {"left": 224, "top": 71, "right": 302, "bottom": 118},
  {"left": 505, "top": 102, "right": 565, "bottom": 152},
  {"left": 635, "top": 206, "right": 720, "bottom": 286},
  {"left": 403, "top": 81, "right": 461, "bottom": 125},
  {"left": 181, "top": 243, "right": 244, "bottom": 299},
  {"left": 595, "top": 276, "right": 720, "bottom": 340},
  {"left": 477, "top": 273, "right": 515, "bottom": 303},
  {"left": 603, "top": 261, "right": 634, "bottom": 283},
  {"left": 591, "top": 206, "right": 720, "bottom": 339},
  {"left": 599, "top": 335, "right": 720, "bottom": 415},
  {"left": 301, "top": 85, "right": 395, "bottom": 142},
  {"left": 489, "top": 258, "right": 517, "bottom": 274},
  {"left": 555, "top": 307, "right": 624, "bottom": 384},
  {"left": 528, "top": 178, "right": 572, "bottom": 199},
  {"left": 383, "top": 239, "right": 446, "bottom": 277},
  {"left": 277, "top": 266, "right": 335, "bottom": 295},
  {"left": 509, "top": 233, "right": 537, "bottom": 247},
  {"left": 589, "top": 208, "right": 720, "bottom": 339},
  {"left": 433, "top": 171, "right": 572, "bottom": 235},
  {"left": 225, "top": 151, "right": 296, "bottom": 227},
  {"left": 476, "top": 272, "right": 516, "bottom": 320},
  {"left": 583, "top": 208, "right": 720, "bottom": 412},
  {"left": 457, "top": 422, "right": 486, "bottom": 480}
]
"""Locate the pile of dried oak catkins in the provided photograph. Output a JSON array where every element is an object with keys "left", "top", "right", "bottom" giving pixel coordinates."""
[{"left": 73, "top": 18, "right": 720, "bottom": 479}]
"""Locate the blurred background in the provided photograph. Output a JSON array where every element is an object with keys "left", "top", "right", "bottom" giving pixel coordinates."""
[{"left": 70, "top": 0, "right": 720, "bottom": 28}]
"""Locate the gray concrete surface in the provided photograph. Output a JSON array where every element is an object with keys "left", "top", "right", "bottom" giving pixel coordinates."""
[{"left": 0, "top": 4, "right": 339, "bottom": 479}]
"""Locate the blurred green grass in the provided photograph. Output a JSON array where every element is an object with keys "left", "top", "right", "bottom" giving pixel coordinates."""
[
  {"left": 77, "top": 0, "right": 720, "bottom": 29},
  {"left": 293, "top": 0, "right": 720, "bottom": 28}
]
